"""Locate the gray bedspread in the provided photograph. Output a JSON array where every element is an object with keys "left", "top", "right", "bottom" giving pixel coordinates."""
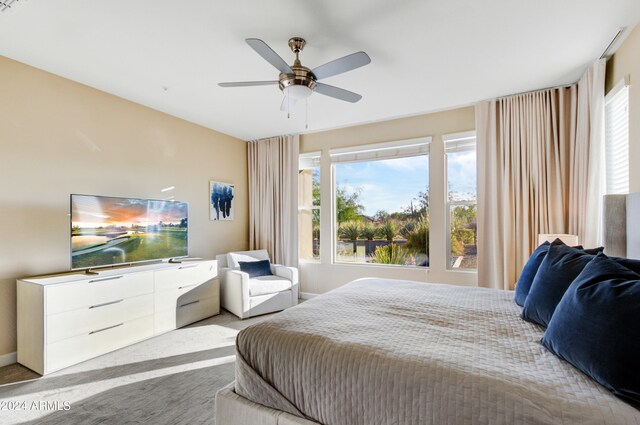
[{"left": 234, "top": 278, "right": 640, "bottom": 425}]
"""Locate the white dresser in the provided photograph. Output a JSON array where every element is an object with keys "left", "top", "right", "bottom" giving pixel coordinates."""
[{"left": 17, "top": 259, "right": 219, "bottom": 375}]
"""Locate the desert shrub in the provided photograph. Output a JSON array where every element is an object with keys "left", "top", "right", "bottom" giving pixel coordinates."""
[
  {"left": 450, "top": 233, "right": 464, "bottom": 256},
  {"left": 360, "top": 223, "right": 376, "bottom": 240},
  {"left": 377, "top": 221, "right": 397, "bottom": 241},
  {"left": 338, "top": 221, "right": 361, "bottom": 240},
  {"left": 338, "top": 221, "right": 361, "bottom": 254},
  {"left": 373, "top": 243, "right": 407, "bottom": 265},
  {"left": 404, "top": 218, "right": 429, "bottom": 256},
  {"left": 399, "top": 221, "right": 417, "bottom": 239},
  {"left": 450, "top": 228, "right": 474, "bottom": 257},
  {"left": 453, "top": 228, "right": 474, "bottom": 245}
]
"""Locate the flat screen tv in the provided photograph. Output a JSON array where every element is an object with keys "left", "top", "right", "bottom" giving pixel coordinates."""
[{"left": 71, "top": 194, "right": 188, "bottom": 270}]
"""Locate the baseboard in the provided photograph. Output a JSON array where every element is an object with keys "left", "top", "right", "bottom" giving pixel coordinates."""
[
  {"left": 299, "top": 292, "right": 319, "bottom": 300},
  {"left": 0, "top": 352, "right": 17, "bottom": 368}
]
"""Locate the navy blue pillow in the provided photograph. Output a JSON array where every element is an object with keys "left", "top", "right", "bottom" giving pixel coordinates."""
[
  {"left": 541, "top": 253, "right": 640, "bottom": 407},
  {"left": 238, "top": 259, "right": 272, "bottom": 278},
  {"left": 514, "top": 241, "right": 550, "bottom": 306},
  {"left": 612, "top": 257, "right": 640, "bottom": 275},
  {"left": 522, "top": 242, "right": 598, "bottom": 327},
  {"left": 583, "top": 247, "right": 605, "bottom": 255},
  {"left": 514, "top": 239, "right": 601, "bottom": 307}
]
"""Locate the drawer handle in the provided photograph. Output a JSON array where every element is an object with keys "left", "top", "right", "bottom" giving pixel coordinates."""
[
  {"left": 179, "top": 300, "right": 200, "bottom": 308},
  {"left": 178, "top": 284, "right": 197, "bottom": 290},
  {"left": 89, "top": 323, "right": 124, "bottom": 335},
  {"left": 89, "top": 275, "right": 123, "bottom": 283},
  {"left": 89, "top": 299, "right": 124, "bottom": 309},
  {"left": 179, "top": 265, "right": 198, "bottom": 270}
]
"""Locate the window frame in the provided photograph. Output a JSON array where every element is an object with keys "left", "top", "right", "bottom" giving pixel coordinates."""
[
  {"left": 443, "top": 131, "right": 477, "bottom": 271},
  {"left": 298, "top": 152, "right": 322, "bottom": 263},
  {"left": 329, "top": 138, "right": 431, "bottom": 268},
  {"left": 604, "top": 77, "right": 630, "bottom": 195}
]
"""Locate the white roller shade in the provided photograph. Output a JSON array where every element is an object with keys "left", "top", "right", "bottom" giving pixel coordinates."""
[
  {"left": 444, "top": 131, "right": 476, "bottom": 153},
  {"left": 329, "top": 138, "right": 431, "bottom": 163},
  {"left": 604, "top": 80, "right": 629, "bottom": 194},
  {"left": 299, "top": 151, "right": 321, "bottom": 169}
]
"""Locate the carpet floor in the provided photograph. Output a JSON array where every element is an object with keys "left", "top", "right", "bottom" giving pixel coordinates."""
[{"left": 0, "top": 310, "right": 272, "bottom": 425}]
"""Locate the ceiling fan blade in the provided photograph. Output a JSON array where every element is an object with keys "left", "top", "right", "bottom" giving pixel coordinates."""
[
  {"left": 315, "top": 83, "right": 362, "bottom": 103},
  {"left": 280, "top": 96, "right": 298, "bottom": 111},
  {"left": 218, "top": 81, "right": 279, "bottom": 87},
  {"left": 246, "top": 38, "right": 293, "bottom": 74},
  {"left": 311, "top": 51, "right": 371, "bottom": 80}
]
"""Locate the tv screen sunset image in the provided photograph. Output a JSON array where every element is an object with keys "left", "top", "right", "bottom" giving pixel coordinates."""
[{"left": 71, "top": 195, "right": 188, "bottom": 269}]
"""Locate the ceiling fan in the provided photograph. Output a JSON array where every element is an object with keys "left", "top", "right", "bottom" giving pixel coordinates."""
[{"left": 218, "top": 37, "right": 371, "bottom": 111}]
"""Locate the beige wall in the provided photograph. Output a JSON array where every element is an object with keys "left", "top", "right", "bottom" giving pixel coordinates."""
[
  {"left": 606, "top": 23, "right": 640, "bottom": 192},
  {"left": 0, "top": 56, "right": 249, "bottom": 358},
  {"left": 299, "top": 107, "right": 477, "bottom": 294}
]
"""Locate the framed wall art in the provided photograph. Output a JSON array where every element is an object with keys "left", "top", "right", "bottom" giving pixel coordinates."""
[{"left": 210, "top": 181, "right": 234, "bottom": 221}]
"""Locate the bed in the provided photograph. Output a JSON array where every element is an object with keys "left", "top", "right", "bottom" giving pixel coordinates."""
[{"left": 216, "top": 194, "right": 640, "bottom": 425}]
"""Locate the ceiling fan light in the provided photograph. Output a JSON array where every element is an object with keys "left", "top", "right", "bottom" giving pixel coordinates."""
[{"left": 283, "top": 84, "right": 312, "bottom": 100}]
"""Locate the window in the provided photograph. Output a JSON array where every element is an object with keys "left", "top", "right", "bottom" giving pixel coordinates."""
[
  {"left": 604, "top": 78, "right": 630, "bottom": 194},
  {"left": 444, "top": 132, "right": 477, "bottom": 270},
  {"left": 298, "top": 152, "right": 321, "bottom": 261},
  {"left": 330, "top": 139, "right": 430, "bottom": 267}
]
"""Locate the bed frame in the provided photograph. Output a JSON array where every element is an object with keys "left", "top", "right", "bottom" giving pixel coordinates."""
[
  {"left": 215, "top": 193, "right": 640, "bottom": 425},
  {"left": 216, "top": 382, "right": 319, "bottom": 425},
  {"left": 603, "top": 193, "right": 640, "bottom": 258}
]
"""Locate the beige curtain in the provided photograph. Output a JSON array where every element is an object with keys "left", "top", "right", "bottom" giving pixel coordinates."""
[
  {"left": 477, "top": 59, "right": 605, "bottom": 290},
  {"left": 569, "top": 59, "right": 607, "bottom": 248},
  {"left": 248, "top": 134, "right": 299, "bottom": 267}
]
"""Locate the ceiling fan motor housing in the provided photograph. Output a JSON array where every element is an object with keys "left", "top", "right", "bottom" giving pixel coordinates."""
[
  {"left": 279, "top": 37, "right": 317, "bottom": 94},
  {"left": 279, "top": 66, "right": 317, "bottom": 92}
]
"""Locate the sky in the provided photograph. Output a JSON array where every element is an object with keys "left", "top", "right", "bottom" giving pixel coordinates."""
[
  {"left": 334, "top": 152, "right": 476, "bottom": 216},
  {"left": 72, "top": 195, "right": 188, "bottom": 228}
]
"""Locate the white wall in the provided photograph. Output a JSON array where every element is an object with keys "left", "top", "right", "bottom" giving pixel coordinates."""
[{"left": 299, "top": 107, "right": 477, "bottom": 295}]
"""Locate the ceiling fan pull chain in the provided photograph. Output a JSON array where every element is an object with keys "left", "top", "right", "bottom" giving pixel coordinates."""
[{"left": 305, "top": 98, "right": 308, "bottom": 129}]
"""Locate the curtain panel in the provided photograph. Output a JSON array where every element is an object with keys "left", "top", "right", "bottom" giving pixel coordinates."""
[
  {"left": 569, "top": 60, "right": 607, "bottom": 248},
  {"left": 247, "top": 134, "right": 299, "bottom": 267},
  {"left": 477, "top": 59, "right": 605, "bottom": 290}
]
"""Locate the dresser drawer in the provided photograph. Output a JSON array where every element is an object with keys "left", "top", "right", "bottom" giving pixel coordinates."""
[
  {"left": 154, "top": 296, "right": 219, "bottom": 334},
  {"left": 18, "top": 260, "right": 218, "bottom": 375},
  {"left": 154, "top": 279, "right": 218, "bottom": 312},
  {"left": 154, "top": 262, "right": 216, "bottom": 293},
  {"left": 46, "top": 272, "right": 154, "bottom": 315},
  {"left": 46, "top": 315, "right": 154, "bottom": 373},
  {"left": 46, "top": 293, "right": 154, "bottom": 344}
]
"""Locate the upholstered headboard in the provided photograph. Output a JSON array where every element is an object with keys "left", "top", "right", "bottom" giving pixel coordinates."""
[{"left": 603, "top": 193, "right": 640, "bottom": 259}]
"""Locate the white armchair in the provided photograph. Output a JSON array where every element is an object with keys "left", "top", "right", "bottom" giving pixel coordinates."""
[{"left": 216, "top": 249, "right": 299, "bottom": 319}]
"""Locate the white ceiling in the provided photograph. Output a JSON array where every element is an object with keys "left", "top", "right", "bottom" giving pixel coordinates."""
[{"left": 1, "top": 1, "right": 639, "bottom": 140}]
